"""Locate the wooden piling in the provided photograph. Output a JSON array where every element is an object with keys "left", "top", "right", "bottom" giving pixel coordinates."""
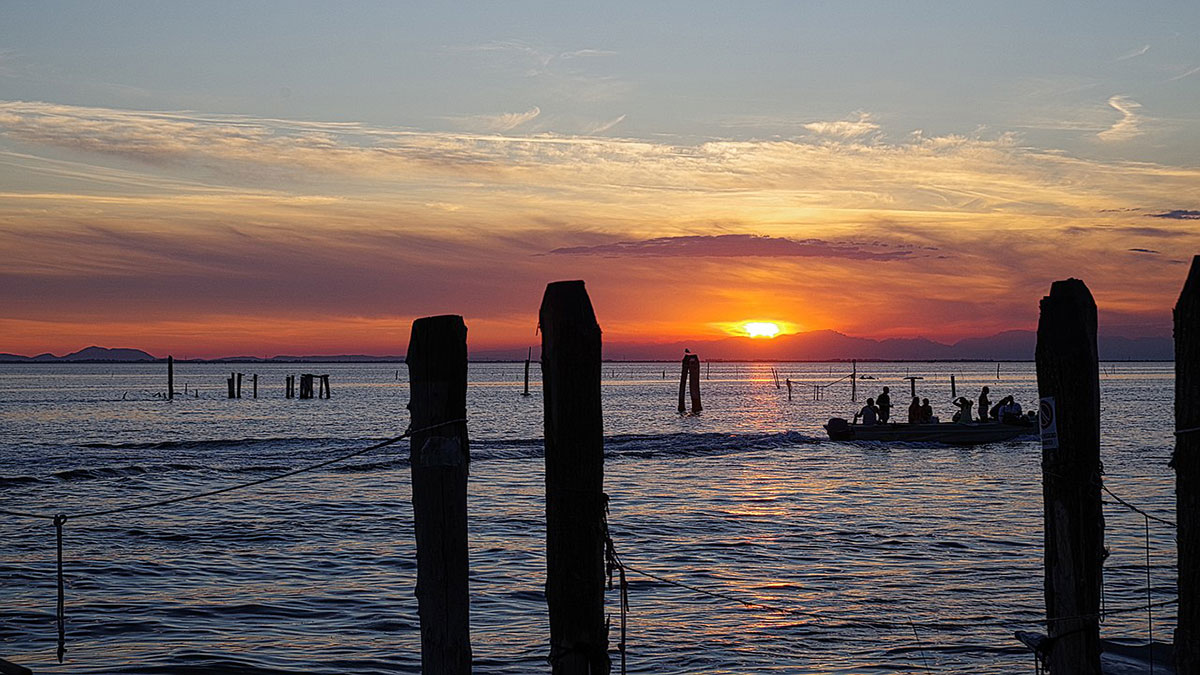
[
  {"left": 407, "top": 314, "right": 472, "bottom": 674},
  {"left": 1035, "top": 278, "right": 1103, "bottom": 674},
  {"left": 523, "top": 346, "right": 532, "bottom": 397},
  {"left": 786, "top": 378, "right": 792, "bottom": 401},
  {"left": 227, "top": 375, "right": 236, "bottom": 399},
  {"left": 539, "top": 281, "right": 608, "bottom": 674},
  {"left": 851, "top": 360, "right": 857, "bottom": 401},
  {"left": 950, "top": 374, "right": 957, "bottom": 399},
  {"left": 235, "top": 372, "right": 243, "bottom": 399},
  {"left": 167, "top": 355, "right": 174, "bottom": 401},
  {"left": 678, "top": 355, "right": 689, "bottom": 413},
  {"left": 252, "top": 374, "right": 258, "bottom": 399},
  {"left": 1174, "top": 255, "right": 1200, "bottom": 674},
  {"left": 321, "top": 374, "right": 331, "bottom": 399},
  {"left": 688, "top": 355, "right": 702, "bottom": 412}
]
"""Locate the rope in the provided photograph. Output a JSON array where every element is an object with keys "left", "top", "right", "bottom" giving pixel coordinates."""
[
  {"left": 1174, "top": 425, "right": 1200, "bottom": 437},
  {"left": 602, "top": 495, "right": 628, "bottom": 675},
  {"left": 0, "top": 419, "right": 465, "bottom": 522},
  {"left": 1099, "top": 482, "right": 1177, "bottom": 528},
  {"left": 1145, "top": 514, "right": 1154, "bottom": 675}
]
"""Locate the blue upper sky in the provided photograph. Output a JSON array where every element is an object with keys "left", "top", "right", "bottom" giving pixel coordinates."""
[{"left": 4, "top": 1, "right": 1198, "bottom": 161}]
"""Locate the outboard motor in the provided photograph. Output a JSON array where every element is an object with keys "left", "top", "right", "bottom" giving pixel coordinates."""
[{"left": 824, "top": 417, "right": 852, "bottom": 440}]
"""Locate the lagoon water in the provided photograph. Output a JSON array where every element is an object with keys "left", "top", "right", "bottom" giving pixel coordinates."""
[{"left": 0, "top": 361, "right": 1179, "bottom": 673}]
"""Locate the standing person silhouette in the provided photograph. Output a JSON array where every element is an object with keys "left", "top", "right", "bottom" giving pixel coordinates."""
[
  {"left": 876, "top": 386, "right": 892, "bottom": 423},
  {"left": 978, "top": 386, "right": 991, "bottom": 422}
]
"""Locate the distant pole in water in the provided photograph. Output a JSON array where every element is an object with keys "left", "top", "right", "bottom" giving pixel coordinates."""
[
  {"left": 408, "top": 314, "right": 472, "bottom": 674},
  {"left": 851, "top": 360, "right": 857, "bottom": 402},
  {"left": 539, "top": 281, "right": 609, "bottom": 674},
  {"left": 997, "top": 362, "right": 1001, "bottom": 380},
  {"left": 1036, "top": 278, "right": 1103, "bottom": 674},
  {"left": 786, "top": 378, "right": 792, "bottom": 401},
  {"left": 167, "top": 355, "right": 174, "bottom": 401},
  {"left": 227, "top": 374, "right": 236, "bottom": 399},
  {"left": 523, "top": 346, "right": 532, "bottom": 397},
  {"left": 950, "top": 374, "right": 957, "bottom": 399},
  {"left": 252, "top": 373, "right": 258, "bottom": 399},
  {"left": 678, "top": 353, "right": 702, "bottom": 413},
  {"left": 1174, "top": 255, "right": 1200, "bottom": 674},
  {"left": 235, "top": 372, "right": 243, "bottom": 399}
]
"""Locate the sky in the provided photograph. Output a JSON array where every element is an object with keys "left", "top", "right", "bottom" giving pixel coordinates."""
[{"left": 2, "top": 1, "right": 1199, "bottom": 357}]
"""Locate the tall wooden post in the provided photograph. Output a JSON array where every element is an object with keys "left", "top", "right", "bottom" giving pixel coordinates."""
[
  {"left": 1035, "top": 278, "right": 1103, "bottom": 674},
  {"left": 851, "top": 360, "right": 857, "bottom": 401},
  {"left": 167, "top": 355, "right": 174, "bottom": 401},
  {"left": 1174, "top": 255, "right": 1200, "bottom": 674},
  {"left": 678, "top": 355, "right": 689, "bottom": 413},
  {"left": 950, "top": 374, "right": 957, "bottom": 399},
  {"left": 523, "top": 347, "right": 532, "bottom": 397},
  {"left": 252, "top": 374, "right": 258, "bottom": 399},
  {"left": 235, "top": 372, "right": 243, "bottom": 399},
  {"left": 227, "top": 375, "right": 235, "bottom": 399},
  {"left": 540, "top": 281, "right": 608, "bottom": 674},
  {"left": 407, "top": 314, "right": 471, "bottom": 674},
  {"left": 688, "top": 355, "right": 702, "bottom": 412}
]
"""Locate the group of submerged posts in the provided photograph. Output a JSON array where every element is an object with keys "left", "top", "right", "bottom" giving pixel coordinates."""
[{"left": 162, "top": 364, "right": 329, "bottom": 400}]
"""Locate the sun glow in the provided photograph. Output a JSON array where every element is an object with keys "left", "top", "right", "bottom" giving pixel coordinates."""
[{"left": 743, "top": 322, "right": 781, "bottom": 338}]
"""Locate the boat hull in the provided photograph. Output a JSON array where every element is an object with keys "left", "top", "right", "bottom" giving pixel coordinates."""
[{"left": 824, "top": 420, "right": 1035, "bottom": 445}]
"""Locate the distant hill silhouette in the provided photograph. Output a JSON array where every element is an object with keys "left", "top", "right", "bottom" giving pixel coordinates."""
[
  {"left": 0, "top": 346, "right": 157, "bottom": 362},
  {"left": 0, "top": 331, "right": 1174, "bottom": 363}
]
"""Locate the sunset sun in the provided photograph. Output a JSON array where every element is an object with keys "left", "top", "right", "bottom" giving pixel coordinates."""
[{"left": 743, "top": 322, "right": 781, "bottom": 338}]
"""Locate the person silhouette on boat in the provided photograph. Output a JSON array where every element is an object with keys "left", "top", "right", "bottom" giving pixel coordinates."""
[
  {"left": 920, "top": 398, "right": 933, "bottom": 423},
  {"left": 855, "top": 397, "right": 879, "bottom": 426},
  {"left": 876, "top": 387, "right": 892, "bottom": 423},
  {"left": 952, "top": 396, "right": 974, "bottom": 424},
  {"left": 907, "top": 396, "right": 921, "bottom": 423},
  {"left": 978, "top": 386, "right": 991, "bottom": 422}
]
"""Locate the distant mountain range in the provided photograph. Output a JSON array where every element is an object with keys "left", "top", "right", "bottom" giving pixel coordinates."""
[{"left": 0, "top": 331, "right": 1174, "bottom": 364}]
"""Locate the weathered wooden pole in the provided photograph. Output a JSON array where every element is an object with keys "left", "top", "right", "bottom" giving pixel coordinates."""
[
  {"left": 540, "top": 281, "right": 608, "bottom": 674},
  {"left": 786, "top": 378, "right": 792, "bottom": 401},
  {"left": 235, "top": 372, "right": 243, "bottom": 398},
  {"left": 167, "top": 355, "right": 174, "bottom": 401},
  {"left": 851, "top": 359, "right": 857, "bottom": 401},
  {"left": 678, "top": 355, "right": 689, "bottom": 413},
  {"left": 950, "top": 374, "right": 957, "bottom": 399},
  {"left": 252, "top": 374, "right": 258, "bottom": 399},
  {"left": 227, "top": 375, "right": 235, "bottom": 399},
  {"left": 1174, "top": 255, "right": 1200, "bottom": 674},
  {"left": 407, "top": 314, "right": 472, "bottom": 674},
  {"left": 1035, "top": 278, "right": 1103, "bottom": 674},
  {"left": 523, "top": 347, "right": 532, "bottom": 397},
  {"left": 688, "top": 355, "right": 702, "bottom": 412},
  {"left": 322, "top": 374, "right": 331, "bottom": 399}
]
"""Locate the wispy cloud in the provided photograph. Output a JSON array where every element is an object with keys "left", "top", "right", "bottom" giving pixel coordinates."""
[
  {"left": 1097, "top": 95, "right": 1143, "bottom": 142},
  {"left": 803, "top": 112, "right": 880, "bottom": 140},
  {"left": 1167, "top": 65, "right": 1200, "bottom": 82},
  {"left": 549, "top": 234, "right": 920, "bottom": 261},
  {"left": 445, "top": 106, "right": 541, "bottom": 132},
  {"left": 1116, "top": 44, "right": 1150, "bottom": 61},
  {"left": 1148, "top": 209, "right": 1200, "bottom": 220},
  {"left": 585, "top": 114, "right": 626, "bottom": 134}
]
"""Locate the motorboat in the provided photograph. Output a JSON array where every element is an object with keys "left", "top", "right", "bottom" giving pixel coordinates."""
[{"left": 824, "top": 416, "right": 1036, "bottom": 445}]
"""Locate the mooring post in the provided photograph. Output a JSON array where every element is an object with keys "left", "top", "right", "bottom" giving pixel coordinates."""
[
  {"left": 540, "top": 280, "right": 608, "bottom": 674},
  {"left": 252, "top": 374, "right": 258, "bottom": 399},
  {"left": 523, "top": 346, "right": 532, "bottom": 397},
  {"left": 851, "top": 359, "right": 857, "bottom": 401},
  {"left": 285, "top": 375, "right": 293, "bottom": 399},
  {"left": 688, "top": 355, "right": 702, "bottom": 412},
  {"left": 786, "top": 378, "right": 792, "bottom": 401},
  {"left": 678, "top": 355, "right": 689, "bottom": 413},
  {"left": 950, "top": 374, "right": 957, "bottom": 399},
  {"left": 407, "top": 314, "right": 472, "bottom": 674},
  {"left": 323, "top": 374, "right": 331, "bottom": 399},
  {"left": 1035, "top": 278, "right": 1103, "bottom": 674},
  {"left": 167, "top": 355, "right": 174, "bottom": 401},
  {"left": 227, "top": 375, "right": 235, "bottom": 399},
  {"left": 235, "top": 372, "right": 243, "bottom": 399},
  {"left": 1174, "top": 255, "right": 1200, "bottom": 674}
]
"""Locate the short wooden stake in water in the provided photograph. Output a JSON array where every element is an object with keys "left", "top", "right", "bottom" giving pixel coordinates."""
[
  {"left": 227, "top": 375, "right": 236, "bottom": 399},
  {"left": 523, "top": 346, "right": 532, "bottom": 397},
  {"left": 407, "top": 314, "right": 472, "bottom": 674},
  {"left": 786, "top": 378, "right": 792, "bottom": 401},
  {"left": 167, "top": 355, "right": 174, "bottom": 401},
  {"left": 1174, "top": 254, "right": 1200, "bottom": 674},
  {"left": 950, "top": 374, "right": 957, "bottom": 399},
  {"left": 252, "top": 374, "right": 258, "bottom": 399},
  {"left": 1035, "top": 278, "right": 1103, "bottom": 673},
  {"left": 851, "top": 359, "right": 857, "bottom": 401},
  {"left": 540, "top": 280, "right": 609, "bottom": 674},
  {"left": 235, "top": 372, "right": 243, "bottom": 399}
]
